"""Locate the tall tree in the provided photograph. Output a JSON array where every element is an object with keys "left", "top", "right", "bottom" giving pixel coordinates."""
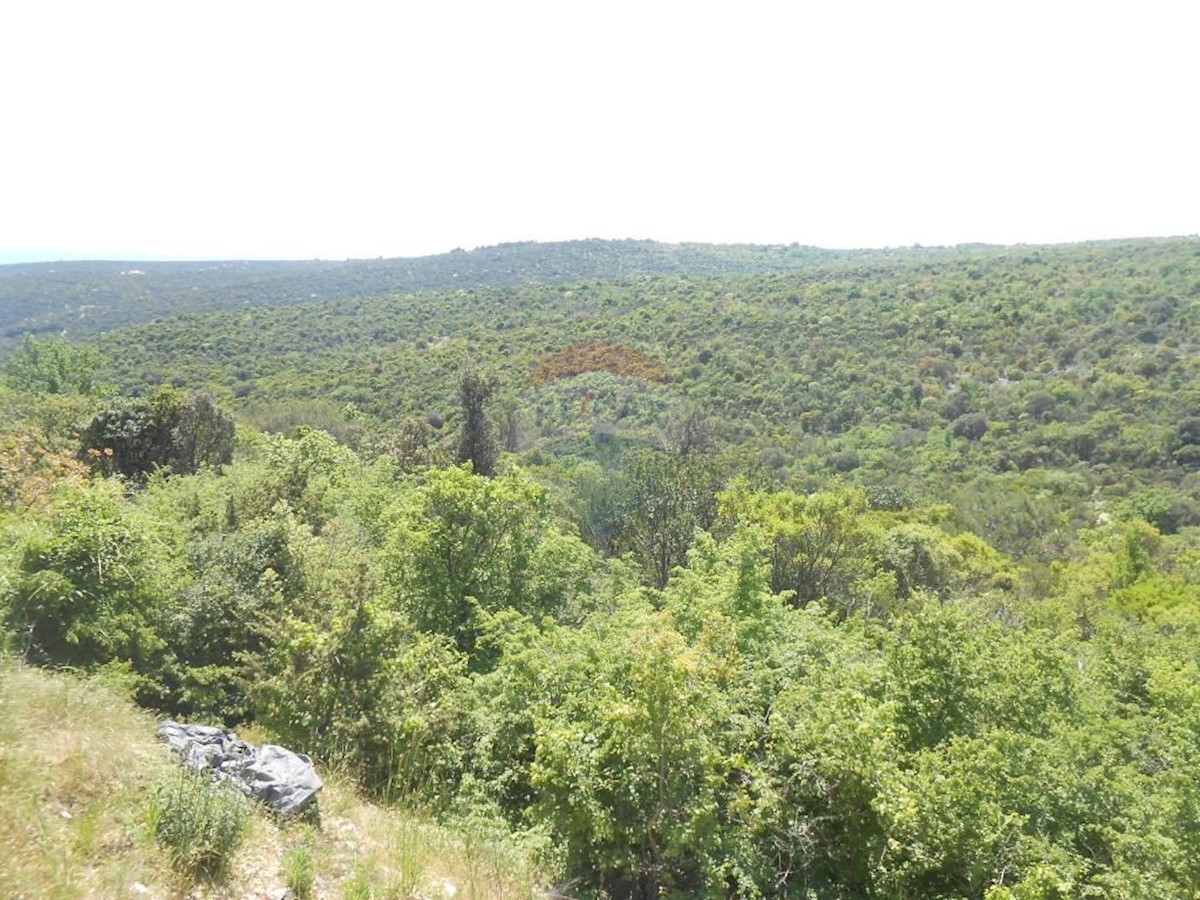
[
  {"left": 456, "top": 366, "right": 499, "bottom": 477},
  {"left": 621, "top": 449, "right": 723, "bottom": 589}
]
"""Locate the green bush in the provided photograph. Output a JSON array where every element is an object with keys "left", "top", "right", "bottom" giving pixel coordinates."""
[
  {"left": 148, "top": 768, "right": 251, "bottom": 881},
  {"left": 4, "top": 479, "right": 170, "bottom": 675}
]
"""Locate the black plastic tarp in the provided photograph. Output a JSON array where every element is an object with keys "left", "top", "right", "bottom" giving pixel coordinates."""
[{"left": 158, "top": 721, "right": 323, "bottom": 816}]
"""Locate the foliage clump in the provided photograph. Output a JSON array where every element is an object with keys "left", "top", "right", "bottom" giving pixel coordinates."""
[{"left": 80, "top": 386, "right": 234, "bottom": 479}]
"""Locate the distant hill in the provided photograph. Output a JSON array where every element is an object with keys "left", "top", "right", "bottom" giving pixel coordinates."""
[
  {"left": 80, "top": 236, "right": 1200, "bottom": 515},
  {"left": 0, "top": 238, "right": 997, "bottom": 345}
]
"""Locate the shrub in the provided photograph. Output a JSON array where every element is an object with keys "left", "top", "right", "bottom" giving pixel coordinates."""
[
  {"left": 80, "top": 387, "right": 234, "bottom": 479},
  {"left": 951, "top": 412, "right": 990, "bottom": 441},
  {"left": 1179, "top": 416, "right": 1200, "bottom": 446},
  {"left": 148, "top": 768, "right": 251, "bottom": 881}
]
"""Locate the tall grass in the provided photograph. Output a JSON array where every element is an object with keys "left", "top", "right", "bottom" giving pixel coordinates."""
[{"left": 282, "top": 842, "right": 317, "bottom": 899}]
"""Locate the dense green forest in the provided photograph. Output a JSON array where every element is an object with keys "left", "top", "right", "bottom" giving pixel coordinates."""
[{"left": 3, "top": 236, "right": 1200, "bottom": 897}]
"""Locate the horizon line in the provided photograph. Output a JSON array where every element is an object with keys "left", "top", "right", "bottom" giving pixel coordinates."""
[{"left": 4, "top": 232, "right": 1199, "bottom": 268}]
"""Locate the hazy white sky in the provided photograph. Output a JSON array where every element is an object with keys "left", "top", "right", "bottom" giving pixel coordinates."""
[{"left": 1, "top": 0, "right": 1197, "bottom": 262}]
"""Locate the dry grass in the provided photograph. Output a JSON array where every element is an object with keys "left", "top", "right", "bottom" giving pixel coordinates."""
[{"left": 0, "top": 661, "right": 542, "bottom": 899}]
